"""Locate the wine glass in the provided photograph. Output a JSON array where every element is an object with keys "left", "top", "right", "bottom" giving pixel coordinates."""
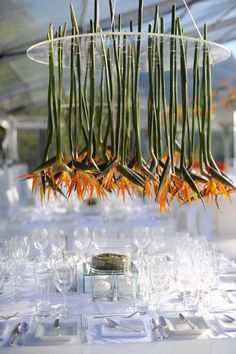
[
  {"left": 8, "top": 237, "right": 27, "bottom": 298},
  {"left": 53, "top": 259, "right": 74, "bottom": 318},
  {"left": 34, "top": 258, "right": 52, "bottom": 318},
  {"left": 34, "top": 257, "right": 52, "bottom": 288},
  {"left": 32, "top": 228, "right": 49, "bottom": 258},
  {"left": 149, "top": 226, "right": 166, "bottom": 253},
  {"left": 150, "top": 254, "right": 168, "bottom": 313},
  {"left": 74, "top": 227, "right": 92, "bottom": 266},
  {"left": 92, "top": 228, "right": 107, "bottom": 250},
  {"left": 132, "top": 226, "right": 150, "bottom": 256},
  {"left": 49, "top": 228, "right": 66, "bottom": 259}
]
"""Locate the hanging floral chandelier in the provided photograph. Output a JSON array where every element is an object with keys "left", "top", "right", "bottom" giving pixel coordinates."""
[{"left": 24, "top": 0, "right": 235, "bottom": 211}]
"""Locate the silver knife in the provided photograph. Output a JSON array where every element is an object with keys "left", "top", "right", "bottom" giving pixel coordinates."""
[
  {"left": 150, "top": 318, "right": 163, "bottom": 340},
  {"left": 159, "top": 316, "right": 169, "bottom": 338},
  {"left": 9, "top": 323, "right": 21, "bottom": 345},
  {"left": 54, "top": 319, "right": 62, "bottom": 336},
  {"left": 221, "top": 290, "right": 233, "bottom": 304}
]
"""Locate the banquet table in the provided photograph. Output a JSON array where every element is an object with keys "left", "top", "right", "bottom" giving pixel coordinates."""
[
  {"left": 1, "top": 254, "right": 236, "bottom": 354},
  {"left": 1, "top": 201, "right": 236, "bottom": 353}
]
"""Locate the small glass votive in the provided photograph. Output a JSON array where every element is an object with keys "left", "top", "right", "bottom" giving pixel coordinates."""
[
  {"left": 91, "top": 274, "right": 114, "bottom": 302},
  {"left": 117, "top": 275, "right": 134, "bottom": 301},
  {"left": 35, "top": 286, "right": 51, "bottom": 318},
  {"left": 183, "top": 288, "right": 199, "bottom": 312}
]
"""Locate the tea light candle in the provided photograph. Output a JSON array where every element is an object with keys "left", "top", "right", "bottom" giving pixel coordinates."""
[{"left": 94, "top": 279, "right": 111, "bottom": 292}]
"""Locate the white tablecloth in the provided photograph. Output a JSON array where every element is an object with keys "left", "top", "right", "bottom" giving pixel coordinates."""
[{"left": 1, "top": 202, "right": 236, "bottom": 353}]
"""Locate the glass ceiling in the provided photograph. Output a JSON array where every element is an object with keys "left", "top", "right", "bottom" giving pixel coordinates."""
[{"left": 0, "top": 0, "right": 236, "bottom": 117}]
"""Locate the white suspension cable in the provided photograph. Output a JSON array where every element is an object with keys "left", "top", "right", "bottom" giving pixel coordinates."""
[{"left": 182, "top": 0, "right": 203, "bottom": 40}]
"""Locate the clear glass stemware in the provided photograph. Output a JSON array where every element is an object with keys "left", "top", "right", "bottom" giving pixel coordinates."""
[{"left": 53, "top": 259, "right": 74, "bottom": 318}]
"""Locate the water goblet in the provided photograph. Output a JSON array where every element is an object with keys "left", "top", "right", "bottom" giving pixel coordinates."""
[
  {"left": 34, "top": 257, "right": 52, "bottom": 318},
  {"left": 73, "top": 227, "right": 91, "bottom": 260},
  {"left": 8, "top": 238, "right": 26, "bottom": 298},
  {"left": 133, "top": 226, "right": 150, "bottom": 258},
  {"left": 49, "top": 228, "right": 66, "bottom": 259},
  {"left": 32, "top": 228, "right": 49, "bottom": 258},
  {"left": 91, "top": 228, "right": 107, "bottom": 250},
  {"left": 150, "top": 254, "right": 168, "bottom": 313},
  {"left": 53, "top": 259, "right": 74, "bottom": 318}
]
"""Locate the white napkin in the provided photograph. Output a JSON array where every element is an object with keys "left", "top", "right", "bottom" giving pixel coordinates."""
[
  {"left": 101, "top": 319, "right": 146, "bottom": 338},
  {"left": 216, "top": 315, "right": 236, "bottom": 332},
  {"left": 86, "top": 316, "right": 152, "bottom": 344},
  {"left": 0, "top": 321, "right": 10, "bottom": 348}
]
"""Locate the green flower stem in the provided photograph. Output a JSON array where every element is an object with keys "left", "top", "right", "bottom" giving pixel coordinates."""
[
  {"left": 154, "top": 10, "right": 162, "bottom": 162},
  {"left": 173, "top": 18, "right": 178, "bottom": 155},
  {"left": 43, "top": 32, "right": 54, "bottom": 162},
  {"left": 205, "top": 25, "right": 219, "bottom": 172},
  {"left": 190, "top": 42, "right": 199, "bottom": 168},
  {"left": 121, "top": 35, "right": 127, "bottom": 165},
  {"left": 88, "top": 20, "right": 96, "bottom": 161},
  {"left": 160, "top": 17, "right": 169, "bottom": 158},
  {"left": 177, "top": 18, "right": 188, "bottom": 169},
  {"left": 101, "top": 34, "right": 114, "bottom": 159},
  {"left": 132, "top": 0, "right": 143, "bottom": 167},
  {"left": 147, "top": 24, "right": 158, "bottom": 171},
  {"left": 56, "top": 25, "right": 63, "bottom": 164},
  {"left": 200, "top": 27, "right": 209, "bottom": 169},
  {"left": 68, "top": 28, "right": 75, "bottom": 158},
  {"left": 124, "top": 44, "right": 131, "bottom": 165},
  {"left": 48, "top": 25, "right": 60, "bottom": 164},
  {"left": 169, "top": 5, "right": 176, "bottom": 173},
  {"left": 98, "top": 61, "right": 104, "bottom": 145}
]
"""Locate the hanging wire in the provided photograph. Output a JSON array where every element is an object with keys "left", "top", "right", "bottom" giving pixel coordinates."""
[{"left": 182, "top": 0, "right": 203, "bottom": 40}]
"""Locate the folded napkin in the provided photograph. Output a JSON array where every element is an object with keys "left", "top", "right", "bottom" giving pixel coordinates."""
[
  {"left": 217, "top": 315, "right": 236, "bottom": 332},
  {"left": 86, "top": 316, "right": 151, "bottom": 344},
  {"left": 219, "top": 264, "right": 236, "bottom": 274},
  {"left": 101, "top": 319, "right": 146, "bottom": 338},
  {"left": 0, "top": 321, "right": 10, "bottom": 347}
]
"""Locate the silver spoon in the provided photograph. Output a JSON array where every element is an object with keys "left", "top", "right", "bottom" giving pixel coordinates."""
[
  {"left": 17, "top": 322, "right": 29, "bottom": 345},
  {"left": 9, "top": 322, "right": 29, "bottom": 345},
  {"left": 54, "top": 318, "right": 62, "bottom": 336},
  {"left": 159, "top": 316, "right": 169, "bottom": 338},
  {"left": 103, "top": 318, "right": 141, "bottom": 332},
  {"left": 222, "top": 314, "right": 236, "bottom": 323},
  {"left": 150, "top": 318, "right": 163, "bottom": 340},
  {"left": 179, "top": 313, "right": 198, "bottom": 330}
]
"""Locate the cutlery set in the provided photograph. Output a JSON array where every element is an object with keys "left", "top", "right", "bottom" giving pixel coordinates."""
[
  {"left": 150, "top": 318, "right": 169, "bottom": 340},
  {"left": 4, "top": 311, "right": 236, "bottom": 345},
  {"left": 9, "top": 322, "right": 29, "bottom": 346}
]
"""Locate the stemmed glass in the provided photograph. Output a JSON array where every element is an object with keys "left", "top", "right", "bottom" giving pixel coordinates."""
[
  {"left": 150, "top": 254, "right": 168, "bottom": 314},
  {"left": 49, "top": 228, "right": 66, "bottom": 261},
  {"left": 53, "top": 259, "right": 74, "bottom": 318},
  {"left": 73, "top": 227, "right": 91, "bottom": 263},
  {"left": 8, "top": 236, "right": 27, "bottom": 298},
  {"left": 91, "top": 228, "right": 107, "bottom": 250},
  {"left": 34, "top": 257, "right": 52, "bottom": 318},
  {"left": 149, "top": 226, "right": 166, "bottom": 253},
  {"left": 32, "top": 228, "right": 49, "bottom": 258},
  {"left": 132, "top": 226, "right": 150, "bottom": 258}
]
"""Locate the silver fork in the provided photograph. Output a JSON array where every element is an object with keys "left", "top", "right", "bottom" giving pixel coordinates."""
[
  {"left": 221, "top": 290, "right": 233, "bottom": 304},
  {"left": 150, "top": 319, "right": 163, "bottom": 340},
  {"left": 222, "top": 314, "right": 236, "bottom": 323}
]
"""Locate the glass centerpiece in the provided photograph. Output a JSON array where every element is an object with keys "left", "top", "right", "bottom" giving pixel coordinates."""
[{"left": 23, "top": 0, "right": 235, "bottom": 211}]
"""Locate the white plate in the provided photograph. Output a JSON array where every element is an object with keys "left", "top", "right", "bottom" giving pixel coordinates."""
[
  {"left": 35, "top": 322, "right": 78, "bottom": 342},
  {"left": 100, "top": 318, "right": 147, "bottom": 338},
  {"left": 167, "top": 316, "right": 209, "bottom": 336}
]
